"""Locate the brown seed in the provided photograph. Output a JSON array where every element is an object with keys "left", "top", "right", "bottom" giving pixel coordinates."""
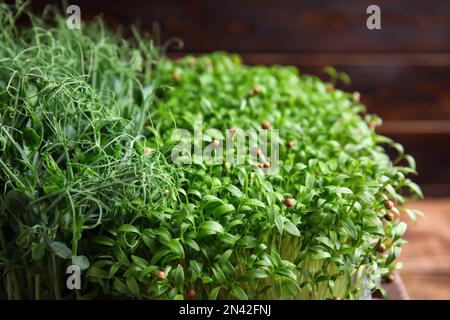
[
  {"left": 334, "top": 297, "right": 342, "bottom": 300},
  {"left": 261, "top": 121, "right": 271, "bottom": 130},
  {"left": 284, "top": 198, "right": 296, "bottom": 208},
  {"left": 258, "top": 163, "right": 265, "bottom": 168},
  {"left": 384, "top": 273, "right": 395, "bottom": 283},
  {"left": 384, "top": 199, "right": 395, "bottom": 210},
  {"left": 254, "top": 86, "right": 263, "bottom": 94},
  {"left": 286, "top": 141, "right": 295, "bottom": 149},
  {"left": 172, "top": 70, "right": 181, "bottom": 81},
  {"left": 256, "top": 148, "right": 262, "bottom": 156},
  {"left": 188, "top": 58, "right": 196, "bottom": 67},
  {"left": 212, "top": 139, "right": 220, "bottom": 148},
  {"left": 229, "top": 127, "right": 237, "bottom": 134},
  {"left": 156, "top": 271, "right": 166, "bottom": 281},
  {"left": 248, "top": 89, "right": 255, "bottom": 97},
  {"left": 352, "top": 91, "right": 361, "bottom": 102},
  {"left": 163, "top": 189, "right": 169, "bottom": 197},
  {"left": 263, "top": 162, "right": 271, "bottom": 168},
  {"left": 325, "top": 83, "right": 334, "bottom": 92},
  {"left": 384, "top": 211, "right": 394, "bottom": 221},
  {"left": 377, "top": 243, "right": 387, "bottom": 253},
  {"left": 186, "top": 289, "right": 196, "bottom": 300}
]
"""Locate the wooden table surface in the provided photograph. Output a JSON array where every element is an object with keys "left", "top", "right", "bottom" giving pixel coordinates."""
[{"left": 398, "top": 199, "right": 450, "bottom": 300}]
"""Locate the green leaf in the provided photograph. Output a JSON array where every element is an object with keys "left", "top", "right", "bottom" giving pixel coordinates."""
[
  {"left": 328, "top": 186, "right": 353, "bottom": 195},
  {"left": 316, "top": 236, "right": 334, "bottom": 249},
  {"left": 394, "top": 222, "right": 408, "bottom": 238},
  {"left": 227, "top": 219, "right": 243, "bottom": 228},
  {"left": 218, "top": 249, "right": 233, "bottom": 264},
  {"left": 72, "top": 255, "right": 90, "bottom": 270},
  {"left": 312, "top": 251, "right": 332, "bottom": 260},
  {"left": 173, "top": 264, "right": 184, "bottom": 292},
  {"left": 341, "top": 219, "right": 358, "bottom": 239},
  {"left": 247, "top": 269, "right": 269, "bottom": 279},
  {"left": 208, "top": 287, "right": 221, "bottom": 300},
  {"left": 338, "top": 72, "right": 351, "bottom": 86},
  {"left": 225, "top": 184, "right": 243, "bottom": 198},
  {"left": 5, "top": 190, "right": 30, "bottom": 215},
  {"left": 131, "top": 255, "right": 149, "bottom": 269},
  {"left": 305, "top": 172, "right": 315, "bottom": 189},
  {"left": 232, "top": 286, "right": 248, "bottom": 300},
  {"left": 126, "top": 276, "right": 140, "bottom": 297},
  {"left": 119, "top": 224, "right": 141, "bottom": 234},
  {"left": 242, "top": 198, "right": 266, "bottom": 208},
  {"left": 167, "top": 239, "right": 185, "bottom": 259},
  {"left": 23, "top": 127, "right": 41, "bottom": 150},
  {"left": 199, "top": 221, "right": 224, "bottom": 237},
  {"left": 114, "top": 245, "right": 130, "bottom": 266},
  {"left": 201, "top": 276, "right": 213, "bottom": 284},
  {"left": 213, "top": 203, "right": 235, "bottom": 215},
  {"left": 404, "top": 154, "right": 416, "bottom": 171},
  {"left": 284, "top": 221, "right": 300, "bottom": 237},
  {"left": 185, "top": 238, "right": 200, "bottom": 251},
  {"left": 87, "top": 265, "right": 109, "bottom": 279},
  {"left": 405, "top": 180, "right": 423, "bottom": 198},
  {"left": 31, "top": 241, "right": 45, "bottom": 261},
  {"left": 47, "top": 240, "right": 71, "bottom": 259},
  {"left": 113, "top": 279, "right": 130, "bottom": 295},
  {"left": 202, "top": 195, "right": 223, "bottom": 207},
  {"left": 94, "top": 236, "right": 115, "bottom": 247}
]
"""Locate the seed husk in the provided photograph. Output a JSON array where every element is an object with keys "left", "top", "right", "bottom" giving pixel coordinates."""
[
  {"left": 369, "top": 122, "right": 376, "bottom": 129},
  {"left": 156, "top": 271, "right": 166, "bottom": 281},
  {"left": 286, "top": 141, "right": 295, "bottom": 149},
  {"left": 261, "top": 121, "right": 271, "bottom": 130},
  {"left": 377, "top": 243, "right": 387, "bottom": 253},
  {"left": 383, "top": 273, "right": 395, "bottom": 283},
  {"left": 352, "top": 91, "right": 361, "bottom": 102},
  {"left": 188, "top": 58, "right": 196, "bottom": 67},
  {"left": 173, "top": 70, "right": 181, "bottom": 81},
  {"left": 384, "top": 199, "right": 395, "bottom": 210},
  {"left": 384, "top": 211, "right": 394, "bottom": 221},
  {"left": 163, "top": 189, "right": 169, "bottom": 197},
  {"left": 187, "top": 289, "right": 196, "bottom": 300},
  {"left": 212, "top": 139, "right": 220, "bottom": 148},
  {"left": 325, "top": 83, "right": 334, "bottom": 92},
  {"left": 284, "top": 198, "right": 296, "bottom": 208}
]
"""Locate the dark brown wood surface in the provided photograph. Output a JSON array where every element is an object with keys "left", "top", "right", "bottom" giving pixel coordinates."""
[
  {"left": 381, "top": 271, "right": 410, "bottom": 300},
  {"left": 21, "top": 0, "right": 450, "bottom": 196}
]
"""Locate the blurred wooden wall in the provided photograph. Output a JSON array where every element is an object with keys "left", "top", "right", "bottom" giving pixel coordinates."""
[{"left": 27, "top": 0, "right": 450, "bottom": 197}]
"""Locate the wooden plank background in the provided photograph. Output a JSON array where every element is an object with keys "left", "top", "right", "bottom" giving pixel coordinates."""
[
  {"left": 400, "top": 199, "right": 450, "bottom": 299},
  {"left": 23, "top": 0, "right": 450, "bottom": 197}
]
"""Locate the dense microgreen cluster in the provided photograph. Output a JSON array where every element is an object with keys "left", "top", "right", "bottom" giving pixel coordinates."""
[{"left": 0, "top": 4, "right": 422, "bottom": 300}]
